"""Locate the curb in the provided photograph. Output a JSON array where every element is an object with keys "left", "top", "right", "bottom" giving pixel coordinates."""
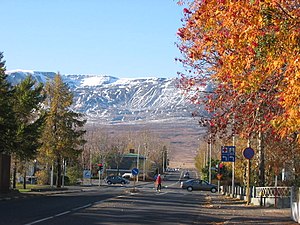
[{"left": 0, "top": 187, "right": 85, "bottom": 201}]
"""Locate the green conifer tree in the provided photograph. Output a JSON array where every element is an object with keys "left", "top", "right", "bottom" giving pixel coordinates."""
[
  {"left": 12, "top": 76, "right": 45, "bottom": 189},
  {"left": 0, "top": 52, "right": 16, "bottom": 193}
]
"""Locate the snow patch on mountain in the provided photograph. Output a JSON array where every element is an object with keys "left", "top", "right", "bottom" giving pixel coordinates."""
[{"left": 6, "top": 70, "right": 201, "bottom": 124}]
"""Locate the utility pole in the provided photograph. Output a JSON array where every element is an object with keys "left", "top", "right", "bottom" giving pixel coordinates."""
[
  {"left": 143, "top": 143, "right": 147, "bottom": 181},
  {"left": 136, "top": 144, "right": 140, "bottom": 182},
  {"left": 232, "top": 135, "right": 235, "bottom": 197},
  {"left": 209, "top": 133, "right": 212, "bottom": 184},
  {"left": 243, "top": 138, "right": 255, "bottom": 205}
]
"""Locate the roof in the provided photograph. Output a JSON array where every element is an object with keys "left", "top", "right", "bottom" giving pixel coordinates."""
[{"left": 124, "top": 153, "right": 145, "bottom": 159}]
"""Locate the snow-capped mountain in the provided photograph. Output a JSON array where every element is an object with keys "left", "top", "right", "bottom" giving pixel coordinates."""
[{"left": 6, "top": 70, "right": 200, "bottom": 124}]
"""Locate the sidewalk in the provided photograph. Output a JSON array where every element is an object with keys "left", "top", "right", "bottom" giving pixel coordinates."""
[
  {"left": 0, "top": 185, "right": 87, "bottom": 201},
  {"left": 207, "top": 194, "right": 297, "bottom": 224},
  {"left": 0, "top": 182, "right": 147, "bottom": 201}
]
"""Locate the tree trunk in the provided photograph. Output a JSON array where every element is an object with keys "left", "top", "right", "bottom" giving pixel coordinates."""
[
  {"left": 23, "top": 169, "right": 27, "bottom": 189},
  {"left": 12, "top": 160, "right": 17, "bottom": 189},
  {"left": 0, "top": 154, "right": 11, "bottom": 193},
  {"left": 56, "top": 157, "right": 62, "bottom": 188},
  {"left": 258, "top": 130, "right": 265, "bottom": 186}
]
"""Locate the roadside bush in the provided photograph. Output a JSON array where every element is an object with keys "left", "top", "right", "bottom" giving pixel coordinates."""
[
  {"left": 35, "top": 170, "right": 49, "bottom": 185},
  {"left": 67, "top": 166, "right": 82, "bottom": 185}
]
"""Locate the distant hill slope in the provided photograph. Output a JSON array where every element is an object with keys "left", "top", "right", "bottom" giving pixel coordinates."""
[
  {"left": 6, "top": 70, "right": 202, "bottom": 124},
  {"left": 6, "top": 70, "right": 208, "bottom": 168}
]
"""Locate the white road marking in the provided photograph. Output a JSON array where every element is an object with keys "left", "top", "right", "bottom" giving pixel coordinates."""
[
  {"left": 72, "top": 204, "right": 92, "bottom": 211},
  {"left": 24, "top": 216, "right": 54, "bottom": 225},
  {"left": 24, "top": 194, "right": 134, "bottom": 224},
  {"left": 54, "top": 211, "right": 71, "bottom": 217}
]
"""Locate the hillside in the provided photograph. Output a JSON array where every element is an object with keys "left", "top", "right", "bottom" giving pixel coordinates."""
[{"left": 6, "top": 70, "right": 208, "bottom": 168}]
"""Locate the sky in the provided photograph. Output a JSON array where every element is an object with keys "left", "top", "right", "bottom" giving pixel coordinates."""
[{"left": 1, "top": 0, "right": 185, "bottom": 78}]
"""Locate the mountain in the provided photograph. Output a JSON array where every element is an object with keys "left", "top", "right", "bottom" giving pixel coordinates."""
[
  {"left": 6, "top": 70, "right": 209, "bottom": 169},
  {"left": 6, "top": 70, "right": 201, "bottom": 124}
]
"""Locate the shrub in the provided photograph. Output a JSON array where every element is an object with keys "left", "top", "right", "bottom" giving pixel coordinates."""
[
  {"left": 35, "top": 170, "right": 49, "bottom": 185},
  {"left": 67, "top": 166, "right": 82, "bottom": 185}
]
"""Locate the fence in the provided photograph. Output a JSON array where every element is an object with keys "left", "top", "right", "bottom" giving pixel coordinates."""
[
  {"left": 291, "top": 187, "right": 300, "bottom": 223},
  {"left": 222, "top": 185, "right": 291, "bottom": 208},
  {"left": 223, "top": 185, "right": 300, "bottom": 223}
]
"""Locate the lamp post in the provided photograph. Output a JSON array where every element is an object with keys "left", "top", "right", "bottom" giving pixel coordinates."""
[
  {"left": 232, "top": 134, "right": 235, "bottom": 197},
  {"left": 143, "top": 143, "right": 147, "bottom": 181},
  {"left": 136, "top": 144, "right": 140, "bottom": 182},
  {"left": 199, "top": 117, "right": 214, "bottom": 184},
  {"left": 208, "top": 133, "right": 212, "bottom": 184}
]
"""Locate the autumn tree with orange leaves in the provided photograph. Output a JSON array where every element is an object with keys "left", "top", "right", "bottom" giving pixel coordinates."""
[{"left": 177, "top": 0, "right": 300, "bottom": 186}]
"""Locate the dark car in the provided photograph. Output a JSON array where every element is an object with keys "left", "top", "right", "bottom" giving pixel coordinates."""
[
  {"left": 181, "top": 179, "right": 217, "bottom": 193},
  {"left": 105, "top": 176, "right": 130, "bottom": 185}
]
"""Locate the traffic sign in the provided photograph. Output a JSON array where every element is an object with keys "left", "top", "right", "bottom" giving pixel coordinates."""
[
  {"left": 217, "top": 173, "right": 223, "bottom": 180},
  {"left": 221, "top": 146, "right": 236, "bottom": 162},
  {"left": 83, "top": 170, "right": 91, "bottom": 179},
  {"left": 243, "top": 147, "right": 255, "bottom": 159},
  {"left": 131, "top": 168, "right": 139, "bottom": 176}
]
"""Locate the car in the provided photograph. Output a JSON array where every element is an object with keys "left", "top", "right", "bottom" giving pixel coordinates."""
[
  {"left": 105, "top": 176, "right": 130, "bottom": 185},
  {"left": 181, "top": 179, "right": 217, "bottom": 193},
  {"left": 122, "top": 173, "right": 133, "bottom": 179}
]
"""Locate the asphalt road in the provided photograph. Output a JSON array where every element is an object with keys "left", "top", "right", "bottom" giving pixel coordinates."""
[{"left": 0, "top": 171, "right": 296, "bottom": 225}]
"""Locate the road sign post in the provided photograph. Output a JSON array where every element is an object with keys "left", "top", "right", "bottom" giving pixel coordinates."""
[
  {"left": 131, "top": 168, "right": 139, "bottom": 192},
  {"left": 221, "top": 146, "right": 236, "bottom": 196},
  {"left": 83, "top": 170, "right": 92, "bottom": 186},
  {"left": 243, "top": 147, "right": 255, "bottom": 205},
  {"left": 221, "top": 146, "right": 236, "bottom": 162}
]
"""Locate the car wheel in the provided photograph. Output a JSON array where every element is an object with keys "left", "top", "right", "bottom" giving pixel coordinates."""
[
  {"left": 211, "top": 187, "right": 217, "bottom": 193},
  {"left": 187, "top": 186, "right": 193, "bottom": 192},
  {"left": 121, "top": 181, "right": 125, "bottom": 185},
  {"left": 107, "top": 181, "right": 112, "bottom": 185}
]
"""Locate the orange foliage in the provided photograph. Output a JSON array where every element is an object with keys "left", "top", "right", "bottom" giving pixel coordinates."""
[{"left": 177, "top": 0, "right": 300, "bottom": 142}]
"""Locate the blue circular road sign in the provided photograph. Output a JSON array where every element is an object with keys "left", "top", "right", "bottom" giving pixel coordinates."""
[
  {"left": 131, "top": 168, "right": 139, "bottom": 176},
  {"left": 243, "top": 147, "right": 255, "bottom": 159}
]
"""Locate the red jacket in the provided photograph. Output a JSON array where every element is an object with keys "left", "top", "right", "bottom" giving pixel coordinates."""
[{"left": 156, "top": 175, "right": 162, "bottom": 184}]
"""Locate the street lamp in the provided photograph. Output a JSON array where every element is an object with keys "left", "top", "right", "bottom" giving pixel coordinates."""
[
  {"left": 143, "top": 143, "right": 147, "bottom": 181},
  {"left": 198, "top": 117, "right": 214, "bottom": 184},
  {"left": 136, "top": 144, "right": 140, "bottom": 182}
]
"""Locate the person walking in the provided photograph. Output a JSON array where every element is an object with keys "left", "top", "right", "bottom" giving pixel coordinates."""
[{"left": 156, "top": 174, "right": 162, "bottom": 192}]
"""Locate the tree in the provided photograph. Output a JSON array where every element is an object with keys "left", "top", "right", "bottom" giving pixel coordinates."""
[
  {"left": 12, "top": 76, "right": 45, "bottom": 189},
  {"left": 0, "top": 52, "right": 17, "bottom": 193},
  {"left": 177, "top": 0, "right": 300, "bottom": 140},
  {"left": 39, "top": 73, "right": 86, "bottom": 188},
  {"left": 107, "top": 136, "right": 127, "bottom": 175},
  {"left": 177, "top": 0, "right": 300, "bottom": 186}
]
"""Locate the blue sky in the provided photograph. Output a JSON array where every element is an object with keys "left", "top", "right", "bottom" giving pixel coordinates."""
[{"left": 1, "top": 0, "right": 185, "bottom": 78}]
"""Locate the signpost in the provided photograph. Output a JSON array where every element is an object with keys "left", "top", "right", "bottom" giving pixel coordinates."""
[
  {"left": 243, "top": 147, "right": 255, "bottom": 160},
  {"left": 132, "top": 168, "right": 139, "bottom": 176},
  {"left": 131, "top": 168, "right": 139, "bottom": 192},
  {"left": 221, "top": 146, "right": 236, "bottom": 162},
  {"left": 243, "top": 147, "right": 255, "bottom": 205},
  {"left": 83, "top": 170, "right": 91, "bottom": 179},
  {"left": 83, "top": 170, "right": 92, "bottom": 186},
  {"left": 221, "top": 146, "right": 235, "bottom": 196}
]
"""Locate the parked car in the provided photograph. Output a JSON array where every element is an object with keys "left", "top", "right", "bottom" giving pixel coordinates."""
[
  {"left": 122, "top": 173, "right": 134, "bottom": 179},
  {"left": 181, "top": 179, "right": 217, "bottom": 193},
  {"left": 105, "top": 176, "right": 130, "bottom": 185}
]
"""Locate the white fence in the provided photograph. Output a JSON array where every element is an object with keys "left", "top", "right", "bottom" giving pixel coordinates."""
[
  {"left": 222, "top": 185, "right": 291, "bottom": 208},
  {"left": 223, "top": 185, "right": 300, "bottom": 223},
  {"left": 291, "top": 187, "right": 300, "bottom": 223}
]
